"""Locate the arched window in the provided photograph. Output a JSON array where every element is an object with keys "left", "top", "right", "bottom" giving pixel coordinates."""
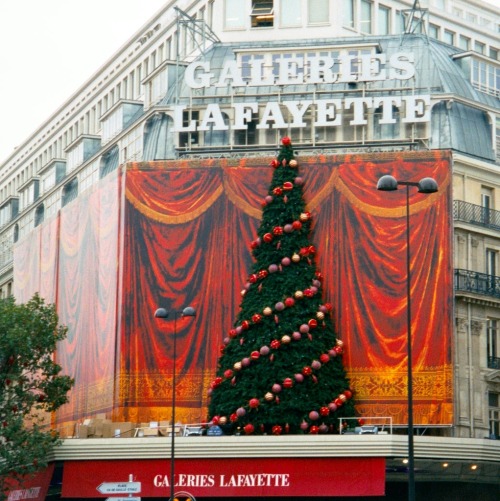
[
  {"left": 62, "top": 178, "right": 78, "bottom": 207},
  {"left": 34, "top": 204, "right": 45, "bottom": 227}
]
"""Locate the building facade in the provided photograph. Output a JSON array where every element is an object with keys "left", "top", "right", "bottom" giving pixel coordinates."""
[{"left": 1, "top": 0, "right": 499, "bottom": 498}]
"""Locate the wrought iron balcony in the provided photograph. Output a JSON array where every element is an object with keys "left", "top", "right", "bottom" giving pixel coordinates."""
[
  {"left": 488, "top": 356, "right": 500, "bottom": 369},
  {"left": 453, "top": 200, "right": 500, "bottom": 230},
  {"left": 454, "top": 268, "right": 500, "bottom": 299}
]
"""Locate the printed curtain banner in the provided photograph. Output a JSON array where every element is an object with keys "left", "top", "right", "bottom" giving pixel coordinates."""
[
  {"left": 62, "top": 457, "right": 386, "bottom": 497},
  {"left": 13, "top": 151, "right": 453, "bottom": 427}
]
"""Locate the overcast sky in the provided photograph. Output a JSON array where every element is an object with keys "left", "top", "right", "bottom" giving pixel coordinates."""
[
  {"left": 0, "top": 0, "right": 167, "bottom": 162},
  {"left": 0, "top": 0, "right": 498, "bottom": 162}
]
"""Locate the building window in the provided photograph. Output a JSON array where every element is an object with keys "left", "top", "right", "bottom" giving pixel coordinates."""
[
  {"left": 62, "top": 178, "right": 78, "bottom": 208},
  {"left": 489, "top": 392, "right": 500, "bottom": 438},
  {"left": 13, "top": 224, "right": 19, "bottom": 244},
  {"left": 360, "top": 0, "right": 372, "bottom": 34},
  {"left": 378, "top": 5, "right": 390, "bottom": 35},
  {"left": 308, "top": 0, "right": 328, "bottom": 24},
  {"left": 234, "top": 113, "right": 258, "bottom": 146},
  {"left": 280, "top": 0, "right": 301, "bottom": 27},
  {"left": 459, "top": 36, "right": 470, "bottom": 51},
  {"left": 224, "top": 0, "right": 246, "bottom": 29},
  {"left": 475, "top": 41, "right": 486, "bottom": 55},
  {"left": 443, "top": 30, "right": 455, "bottom": 46},
  {"left": 487, "top": 320, "right": 500, "bottom": 369},
  {"left": 34, "top": 204, "right": 45, "bottom": 228},
  {"left": 251, "top": 1, "right": 274, "bottom": 28},
  {"left": 490, "top": 48, "right": 498, "bottom": 61},
  {"left": 481, "top": 189, "right": 493, "bottom": 225},
  {"left": 395, "top": 10, "right": 405, "bottom": 34},
  {"left": 179, "top": 110, "right": 200, "bottom": 148},
  {"left": 343, "top": 0, "right": 355, "bottom": 29},
  {"left": 428, "top": 23, "right": 439, "bottom": 39}
]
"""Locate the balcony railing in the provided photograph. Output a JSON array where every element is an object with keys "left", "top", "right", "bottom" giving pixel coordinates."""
[
  {"left": 453, "top": 200, "right": 500, "bottom": 230},
  {"left": 454, "top": 268, "right": 500, "bottom": 299},
  {"left": 488, "top": 356, "right": 500, "bottom": 369}
]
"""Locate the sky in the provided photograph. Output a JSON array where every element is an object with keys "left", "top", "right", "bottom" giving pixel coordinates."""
[
  {"left": 0, "top": 0, "right": 167, "bottom": 162},
  {"left": 0, "top": 0, "right": 498, "bottom": 162}
]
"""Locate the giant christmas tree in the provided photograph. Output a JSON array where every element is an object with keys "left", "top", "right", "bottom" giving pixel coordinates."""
[{"left": 208, "top": 138, "right": 355, "bottom": 435}]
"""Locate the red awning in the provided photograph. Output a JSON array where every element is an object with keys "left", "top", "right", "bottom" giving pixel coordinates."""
[
  {"left": 5, "top": 464, "right": 55, "bottom": 501},
  {"left": 63, "top": 457, "right": 385, "bottom": 497}
]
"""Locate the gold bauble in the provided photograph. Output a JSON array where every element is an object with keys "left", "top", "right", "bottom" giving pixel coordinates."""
[
  {"left": 234, "top": 362, "right": 242, "bottom": 371},
  {"left": 219, "top": 416, "right": 227, "bottom": 424},
  {"left": 300, "top": 212, "right": 309, "bottom": 222},
  {"left": 336, "top": 339, "right": 344, "bottom": 347},
  {"left": 263, "top": 306, "right": 273, "bottom": 316},
  {"left": 294, "top": 290, "right": 304, "bottom": 299},
  {"left": 289, "top": 159, "right": 298, "bottom": 168},
  {"left": 292, "top": 253, "right": 300, "bottom": 262},
  {"left": 316, "top": 311, "right": 325, "bottom": 320},
  {"left": 265, "top": 392, "right": 274, "bottom": 401},
  {"left": 281, "top": 335, "right": 291, "bottom": 344}
]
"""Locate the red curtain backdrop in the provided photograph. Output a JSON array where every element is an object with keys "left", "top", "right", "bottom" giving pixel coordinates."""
[
  {"left": 120, "top": 151, "right": 452, "bottom": 425},
  {"left": 13, "top": 151, "right": 452, "bottom": 428}
]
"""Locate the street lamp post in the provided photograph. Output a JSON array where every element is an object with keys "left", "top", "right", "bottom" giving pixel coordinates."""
[
  {"left": 154, "top": 306, "right": 196, "bottom": 501},
  {"left": 376, "top": 175, "right": 438, "bottom": 501}
]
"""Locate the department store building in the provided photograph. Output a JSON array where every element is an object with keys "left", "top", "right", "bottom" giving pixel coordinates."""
[{"left": 1, "top": 1, "right": 499, "bottom": 499}]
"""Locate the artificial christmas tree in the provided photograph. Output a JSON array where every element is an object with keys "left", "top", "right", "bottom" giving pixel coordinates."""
[{"left": 208, "top": 137, "right": 355, "bottom": 435}]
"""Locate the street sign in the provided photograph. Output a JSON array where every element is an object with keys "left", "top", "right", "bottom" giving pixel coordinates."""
[
  {"left": 97, "top": 482, "right": 141, "bottom": 494},
  {"left": 105, "top": 498, "right": 141, "bottom": 501}
]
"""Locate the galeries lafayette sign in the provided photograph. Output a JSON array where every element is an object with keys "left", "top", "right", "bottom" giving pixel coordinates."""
[{"left": 62, "top": 457, "right": 385, "bottom": 497}]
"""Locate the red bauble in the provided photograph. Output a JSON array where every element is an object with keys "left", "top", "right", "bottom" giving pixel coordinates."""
[
  {"left": 258, "top": 270, "right": 268, "bottom": 279},
  {"left": 315, "top": 271, "right": 324, "bottom": 281},
  {"left": 212, "top": 415, "right": 220, "bottom": 425},
  {"left": 320, "top": 353, "right": 330, "bottom": 364},
  {"left": 309, "top": 426, "right": 319, "bottom": 434},
  {"left": 229, "top": 329, "right": 237, "bottom": 338},
  {"left": 230, "top": 413, "right": 238, "bottom": 422},
  {"left": 308, "top": 245, "right": 316, "bottom": 254},
  {"left": 334, "top": 397, "right": 343, "bottom": 407},
  {"left": 244, "top": 423, "right": 255, "bottom": 434},
  {"left": 250, "top": 351, "right": 260, "bottom": 360},
  {"left": 273, "top": 187, "right": 283, "bottom": 196},
  {"left": 324, "top": 302, "right": 333, "bottom": 311},
  {"left": 302, "top": 366, "right": 312, "bottom": 376},
  {"left": 320, "top": 406, "right": 330, "bottom": 416},
  {"left": 252, "top": 313, "right": 262, "bottom": 323},
  {"left": 283, "top": 181, "right": 293, "bottom": 191},
  {"left": 283, "top": 378, "right": 293, "bottom": 389},
  {"left": 250, "top": 239, "right": 260, "bottom": 249},
  {"left": 224, "top": 369, "right": 233, "bottom": 379},
  {"left": 270, "top": 339, "right": 281, "bottom": 349},
  {"left": 263, "top": 233, "right": 273, "bottom": 243},
  {"left": 271, "top": 159, "right": 280, "bottom": 168},
  {"left": 284, "top": 297, "right": 295, "bottom": 307},
  {"left": 292, "top": 220, "right": 302, "bottom": 230},
  {"left": 282, "top": 136, "right": 292, "bottom": 146},
  {"left": 273, "top": 226, "right": 284, "bottom": 236},
  {"left": 334, "top": 345, "right": 344, "bottom": 355},
  {"left": 212, "top": 377, "right": 223, "bottom": 388},
  {"left": 248, "top": 274, "right": 258, "bottom": 283},
  {"left": 272, "top": 425, "right": 283, "bottom": 435},
  {"left": 344, "top": 390, "right": 353, "bottom": 400},
  {"left": 249, "top": 398, "right": 260, "bottom": 408},
  {"left": 308, "top": 319, "right": 318, "bottom": 328},
  {"left": 241, "top": 320, "right": 250, "bottom": 330}
]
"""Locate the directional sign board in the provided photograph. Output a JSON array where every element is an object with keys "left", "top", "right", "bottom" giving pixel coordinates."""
[
  {"left": 105, "top": 498, "right": 141, "bottom": 501},
  {"left": 97, "top": 482, "right": 141, "bottom": 495}
]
